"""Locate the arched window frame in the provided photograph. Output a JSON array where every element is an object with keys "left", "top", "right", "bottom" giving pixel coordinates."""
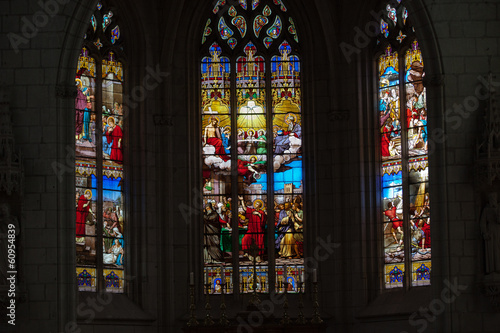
[
  {"left": 374, "top": 0, "right": 432, "bottom": 290},
  {"left": 75, "top": 0, "right": 129, "bottom": 294},
  {"left": 199, "top": 0, "right": 306, "bottom": 296}
]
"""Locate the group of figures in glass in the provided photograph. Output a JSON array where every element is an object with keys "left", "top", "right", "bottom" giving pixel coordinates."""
[
  {"left": 203, "top": 194, "right": 304, "bottom": 261},
  {"left": 378, "top": 0, "right": 432, "bottom": 288},
  {"left": 379, "top": 53, "right": 427, "bottom": 160},
  {"left": 72, "top": 0, "right": 435, "bottom": 295},
  {"left": 75, "top": 1, "right": 126, "bottom": 293},
  {"left": 202, "top": 98, "right": 305, "bottom": 293},
  {"left": 75, "top": 51, "right": 125, "bottom": 259},
  {"left": 75, "top": 51, "right": 124, "bottom": 165},
  {"left": 75, "top": 52, "right": 126, "bottom": 291},
  {"left": 201, "top": 0, "right": 303, "bottom": 294}
]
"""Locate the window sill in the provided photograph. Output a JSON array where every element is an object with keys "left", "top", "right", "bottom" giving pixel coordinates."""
[
  {"left": 77, "top": 292, "right": 155, "bottom": 325},
  {"left": 356, "top": 286, "right": 432, "bottom": 322}
]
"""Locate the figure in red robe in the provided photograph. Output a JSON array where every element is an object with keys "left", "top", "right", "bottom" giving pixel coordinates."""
[
  {"left": 105, "top": 117, "right": 123, "bottom": 164},
  {"left": 421, "top": 218, "right": 431, "bottom": 249},
  {"left": 381, "top": 123, "right": 392, "bottom": 157},
  {"left": 239, "top": 197, "right": 266, "bottom": 261},
  {"left": 384, "top": 202, "right": 402, "bottom": 230},
  {"left": 203, "top": 116, "right": 230, "bottom": 161},
  {"left": 384, "top": 201, "right": 403, "bottom": 246},
  {"left": 76, "top": 190, "right": 93, "bottom": 237},
  {"left": 237, "top": 156, "right": 263, "bottom": 184},
  {"left": 406, "top": 106, "right": 413, "bottom": 129}
]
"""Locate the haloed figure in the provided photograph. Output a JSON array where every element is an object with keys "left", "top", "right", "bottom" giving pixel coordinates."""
[
  {"left": 240, "top": 197, "right": 266, "bottom": 263},
  {"left": 203, "top": 116, "right": 230, "bottom": 161},
  {"left": 76, "top": 189, "right": 95, "bottom": 243},
  {"left": 105, "top": 116, "right": 123, "bottom": 164}
]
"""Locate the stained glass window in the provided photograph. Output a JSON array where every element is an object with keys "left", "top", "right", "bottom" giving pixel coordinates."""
[
  {"left": 76, "top": 1, "right": 126, "bottom": 293},
  {"left": 201, "top": 0, "right": 303, "bottom": 295},
  {"left": 377, "top": 2, "right": 431, "bottom": 289}
]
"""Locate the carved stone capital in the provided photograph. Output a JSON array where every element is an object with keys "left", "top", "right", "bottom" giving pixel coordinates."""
[
  {"left": 481, "top": 273, "right": 500, "bottom": 309},
  {"left": 474, "top": 159, "right": 500, "bottom": 190},
  {"left": 153, "top": 115, "right": 173, "bottom": 127},
  {"left": 329, "top": 110, "right": 350, "bottom": 122},
  {"left": 55, "top": 84, "right": 77, "bottom": 99}
]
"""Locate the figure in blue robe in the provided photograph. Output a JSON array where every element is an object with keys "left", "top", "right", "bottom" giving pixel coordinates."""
[
  {"left": 103, "top": 124, "right": 112, "bottom": 156},
  {"left": 222, "top": 131, "right": 231, "bottom": 154},
  {"left": 274, "top": 130, "right": 290, "bottom": 154}
]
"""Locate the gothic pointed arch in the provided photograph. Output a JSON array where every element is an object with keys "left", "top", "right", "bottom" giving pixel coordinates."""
[
  {"left": 200, "top": 0, "right": 305, "bottom": 295},
  {"left": 75, "top": 0, "right": 127, "bottom": 293},
  {"left": 375, "top": 0, "right": 432, "bottom": 289}
]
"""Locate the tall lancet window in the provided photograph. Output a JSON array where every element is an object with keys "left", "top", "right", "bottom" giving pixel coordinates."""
[
  {"left": 201, "top": 0, "right": 304, "bottom": 295},
  {"left": 377, "top": 1, "right": 431, "bottom": 289},
  {"left": 75, "top": 1, "right": 126, "bottom": 293}
]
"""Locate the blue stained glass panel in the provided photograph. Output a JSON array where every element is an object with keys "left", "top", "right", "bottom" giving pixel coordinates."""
[
  {"left": 102, "top": 176, "right": 121, "bottom": 190},
  {"left": 274, "top": 159, "right": 303, "bottom": 192},
  {"left": 382, "top": 171, "right": 402, "bottom": 188},
  {"left": 382, "top": 186, "right": 402, "bottom": 203}
]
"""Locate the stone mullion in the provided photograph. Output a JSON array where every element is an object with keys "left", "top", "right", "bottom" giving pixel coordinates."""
[
  {"left": 266, "top": 55, "right": 275, "bottom": 294},
  {"left": 399, "top": 51, "right": 411, "bottom": 290},
  {"left": 230, "top": 56, "right": 240, "bottom": 298},
  {"left": 96, "top": 57, "right": 104, "bottom": 292}
]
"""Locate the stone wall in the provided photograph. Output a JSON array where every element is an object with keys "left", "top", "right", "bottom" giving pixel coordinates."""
[{"left": 0, "top": 0, "right": 498, "bottom": 332}]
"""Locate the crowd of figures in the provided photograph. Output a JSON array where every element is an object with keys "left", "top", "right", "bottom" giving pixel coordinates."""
[
  {"left": 204, "top": 112, "right": 302, "bottom": 157},
  {"left": 274, "top": 197, "right": 303, "bottom": 259},
  {"left": 203, "top": 195, "right": 304, "bottom": 264},
  {"left": 384, "top": 193, "right": 431, "bottom": 264},
  {"left": 75, "top": 71, "right": 125, "bottom": 268},
  {"left": 202, "top": 94, "right": 304, "bottom": 287},
  {"left": 103, "top": 206, "right": 124, "bottom": 266},
  {"left": 202, "top": 111, "right": 302, "bottom": 166},
  {"left": 380, "top": 60, "right": 427, "bottom": 160},
  {"left": 75, "top": 77, "right": 124, "bottom": 164},
  {"left": 75, "top": 188, "right": 124, "bottom": 267}
]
